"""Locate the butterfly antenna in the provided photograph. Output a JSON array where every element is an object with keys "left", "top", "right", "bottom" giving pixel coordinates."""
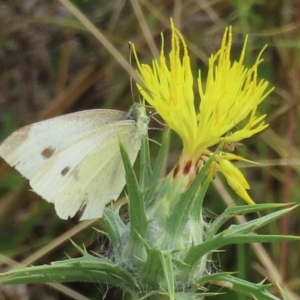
[
  {"left": 128, "top": 50, "right": 149, "bottom": 107},
  {"left": 128, "top": 42, "right": 135, "bottom": 104}
]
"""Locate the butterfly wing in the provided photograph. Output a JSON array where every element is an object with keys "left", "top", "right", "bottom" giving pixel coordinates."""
[
  {"left": 0, "top": 108, "right": 147, "bottom": 219},
  {"left": 0, "top": 109, "right": 126, "bottom": 179},
  {"left": 51, "top": 124, "right": 141, "bottom": 220}
]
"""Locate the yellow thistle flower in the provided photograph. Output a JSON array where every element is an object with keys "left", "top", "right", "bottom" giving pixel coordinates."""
[{"left": 132, "top": 20, "right": 273, "bottom": 205}]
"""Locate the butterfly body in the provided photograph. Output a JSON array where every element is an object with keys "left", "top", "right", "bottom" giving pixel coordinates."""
[{"left": 0, "top": 104, "right": 148, "bottom": 220}]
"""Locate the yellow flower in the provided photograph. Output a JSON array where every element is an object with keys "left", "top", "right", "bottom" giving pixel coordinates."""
[{"left": 132, "top": 20, "right": 273, "bottom": 205}]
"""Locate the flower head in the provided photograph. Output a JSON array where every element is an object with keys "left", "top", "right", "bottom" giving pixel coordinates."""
[{"left": 133, "top": 20, "right": 273, "bottom": 205}]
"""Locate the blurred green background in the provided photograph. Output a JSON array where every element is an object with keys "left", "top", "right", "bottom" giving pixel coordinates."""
[{"left": 0, "top": 0, "right": 299, "bottom": 299}]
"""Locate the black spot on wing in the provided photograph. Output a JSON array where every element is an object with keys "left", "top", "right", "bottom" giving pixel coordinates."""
[
  {"left": 61, "top": 166, "right": 70, "bottom": 176},
  {"left": 41, "top": 146, "right": 55, "bottom": 159}
]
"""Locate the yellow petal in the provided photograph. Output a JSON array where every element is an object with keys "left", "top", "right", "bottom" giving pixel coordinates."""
[{"left": 215, "top": 157, "right": 255, "bottom": 205}]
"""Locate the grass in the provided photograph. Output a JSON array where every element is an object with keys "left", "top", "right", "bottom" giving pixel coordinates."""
[{"left": 0, "top": 0, "right": 299, "bottom": 299}]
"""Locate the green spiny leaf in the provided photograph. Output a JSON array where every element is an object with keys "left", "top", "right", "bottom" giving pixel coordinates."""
[
  {"left": 140, "top": 135, "right": 152, "bottom": 190},
  {"left": 199, "top": 273, "right": 280, "bottom": 300},
  {"left": 145, "top": 132, "right": 170, "bottom": 207},
  {"left": 0, "top": 250, "right": 136, "bottom": 289},
  {"left": 101, "top": 208, "right": 128, "bottom": 260},
  {"left": 120, "top": 142, "right": 147, "bottom": 239},
  {"left": 184, "top": 233, "right": 299, "bottom": 268},
  {"left": 209, "top": 203, "right": 293, "bottom": 236}
]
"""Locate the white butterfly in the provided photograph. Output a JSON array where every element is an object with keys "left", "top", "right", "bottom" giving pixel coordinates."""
[{"left": 0, "top": 103, "right": 148, "bottom": 220}]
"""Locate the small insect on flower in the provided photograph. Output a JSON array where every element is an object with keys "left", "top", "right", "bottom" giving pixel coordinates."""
[{"left": 220, "top": 132, "right": 243, "bottom": 153}]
